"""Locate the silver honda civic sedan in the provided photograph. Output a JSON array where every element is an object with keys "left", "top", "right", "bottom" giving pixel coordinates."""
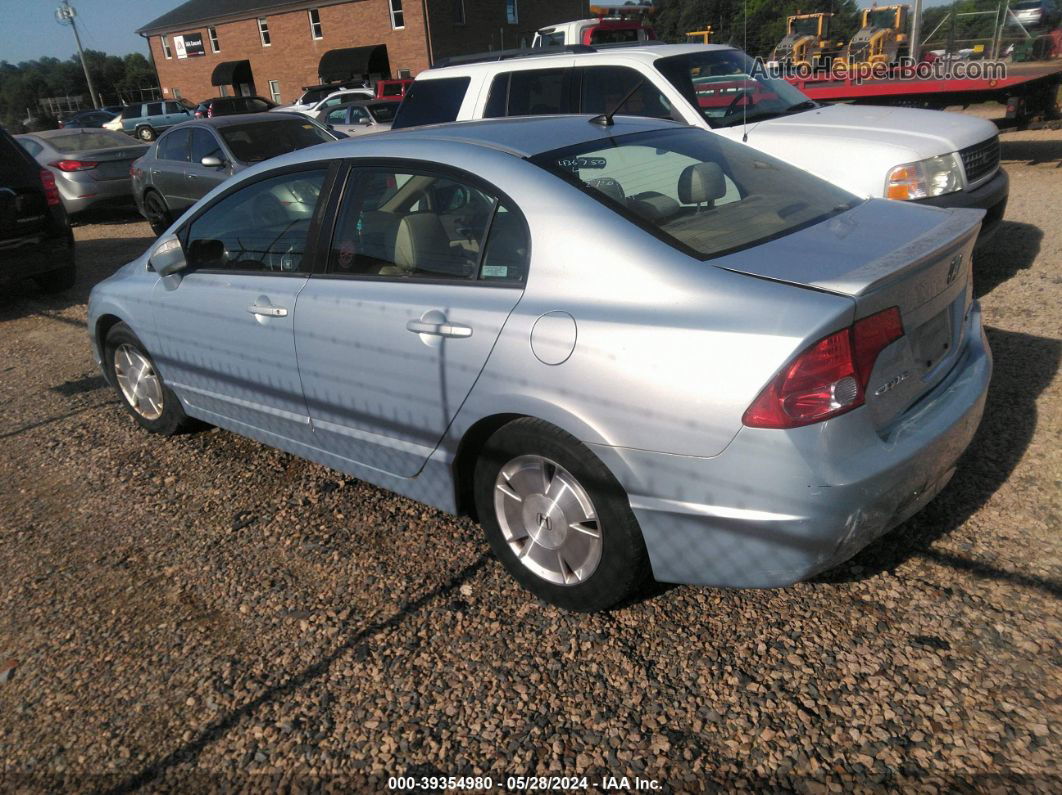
[{"left": 87, "top": 116, "right": 991, "bottom": 611}]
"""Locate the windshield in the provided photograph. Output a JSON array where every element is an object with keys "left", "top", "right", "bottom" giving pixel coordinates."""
[
  {"left": 534, "top": 30, "right": 565, "bottom": 47},
  {"left": 656, "top": 50, "right": 815, "bottom": 129},
  {"left": 367, "top": 103, "right": 398, "bottom": 123},
  {"left": 866, "top": 9, "right": 899, "bottom": 27},
  {"left": 530, "top": 127, "right": 859, "bottom": 260},
  {"left": 220, "top": 119, "right": 334, "bottom": 163},
  {"left": 790, "top": 17, "right": 820, "bottom": 35},
  {"left": 47, "top": 131, "right": 132, "bottom": 151}
]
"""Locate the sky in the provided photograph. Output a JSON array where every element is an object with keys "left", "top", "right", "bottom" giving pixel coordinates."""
[
  {"left": 0, "top": 0, "right": 175, "bottom": 63},
  {"left": 0, "top": 0, "right": 959, "bottom": 64}
]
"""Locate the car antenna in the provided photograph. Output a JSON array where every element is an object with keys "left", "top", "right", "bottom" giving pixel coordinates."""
[
  {"left": 742, "top": 0, "right": 749, "bottom": 142},
  {"left": 589, "top": 78, "right": 645, "bottom": 126}
]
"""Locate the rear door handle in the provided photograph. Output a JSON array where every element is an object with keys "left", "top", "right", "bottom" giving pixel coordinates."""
[
  {"left": 248, "top": 304, "right": 288, "bottom": 317},
  {"left": 405, "top": 319, "right": 472, "bottom": 338}
]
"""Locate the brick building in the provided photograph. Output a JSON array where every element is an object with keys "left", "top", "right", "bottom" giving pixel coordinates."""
[{"left": 137, "top": 0, "right": 583, "bottom": 105}]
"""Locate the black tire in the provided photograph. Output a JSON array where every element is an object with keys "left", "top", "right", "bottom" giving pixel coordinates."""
[
  {"left": 142, "top": 190, "right": 171, "bottom": 236},
  {"left": 104, "top": 322, "right": 192, "bottom": 436},
  {"left": 473, "top": 418, "right": 650, "bottom": 612},
  {"left": 136, "top": 125, "right": 156, "bottom": 142},
  {"left": 35, "top": 261, "right": 76, "bottom": 293}
]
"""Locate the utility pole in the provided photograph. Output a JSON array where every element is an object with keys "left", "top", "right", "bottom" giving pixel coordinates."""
[
  {"left": 910, "top": 0, "right": 923, "bottom": 62},
  {"left": 55, "top": 0, "right": 100, "bottom": 109}
]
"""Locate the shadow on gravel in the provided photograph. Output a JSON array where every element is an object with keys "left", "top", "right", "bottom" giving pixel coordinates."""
[
  {"left": 69, "top": 206, "right": 144, "bottom": 227},
  {"left": 999, "top": 137, "right": 1062, "bottom": 166},
  {"left": 815, "top": 327, "right": 1062, "bottom": 598},
  {"left": 105, "top": 553, "right": 491, "bottom": 794},
  {"left": 973, "top": 221, "right": 1043, "bottom": 298},
  {"left": 0, "top": 232, "right": 155, "bottom": 322}
]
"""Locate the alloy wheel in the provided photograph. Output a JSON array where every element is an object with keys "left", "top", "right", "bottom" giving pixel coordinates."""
[
  {"left": 113, "top": 344, "right": 164, "bottom": 420},
  {"left": 493, "top": 455, "right": 602, "bottom": 586}
]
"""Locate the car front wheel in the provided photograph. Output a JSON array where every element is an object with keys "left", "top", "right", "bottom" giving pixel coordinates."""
[
  {"left": 474, "top": 418, "right": 650, "bottom": 612},
  {"left": 104, "top": 322, "right": 192, "bottom": 435},
  {"left": 142, "top": 191, "right": 171, "bottom": 236}
]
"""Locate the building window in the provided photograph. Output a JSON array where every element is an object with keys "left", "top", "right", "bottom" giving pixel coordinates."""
[
  {"left": 308, "top": 8, "right": 323, "bottom": 39},
  {"left": 506, "top": 0, "right": 518, "bottom": 25},
  {"left": 389, "top": 0, "right": 404, "bottom": 30},
  {"left": 453, "top": 0, "right": 465, "bottom": 24},
  {"left": 208, "top": 26, "right": 220, "bottom": 52},
  {"left": 258, "top": 17, "right": 271, "bottom": 46},
  {"left": 268, "top": 80, "right": 281, "bottom": 103},
  {"left": 219, "top": 85, "right": 229, "bottom": 97},
  {"left": 173, "top": 87, "right": 182, "bottom": 99},
  {"left": 398, "top": 68, "right": 412, "bottom": 78},
  {"left": 161, "top": 35, "right": 172, "bottom": 58}
]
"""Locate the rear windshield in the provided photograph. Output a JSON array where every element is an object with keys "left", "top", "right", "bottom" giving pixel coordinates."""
[
  {"left": 530, "top": 127, "right": 859, "bottom": 260},
  {"left": 391, "top": 77, "right": 470, "bottom": 129},
  {"left": 219, "top": 119, "right": 334, "bottom": 163},
  {"left": 46, "top": 131, "right": 131, "bottom": 151}
]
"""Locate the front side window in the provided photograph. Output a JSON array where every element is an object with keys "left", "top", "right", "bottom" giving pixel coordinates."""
[
  {"left": 184, "top": 168, "right": 327, "bottom": 273},
  {"left": 189, "top": 128, "right": 223, "bottom": 163},
  {"left": 485, "top": 69, "right": 571, "bottom": 118},
  {"left": 656, "top": 49, "right": 817, "bottom": 130},
  {"left": 161, "top": 36, "right": 172, "bottom": 58},
  {"left": 327, "top": 167, "right": 528, "bottom": 284},
  {"left": 218, "top": 119, "right": 333, "bottom": 164},
  {"left": 530, "top": 127, "right": 858, "bottom": 260},
  {"left": 208, "top": 26, "right": 220, "bottom": 52},
  {"left": 156, "top": 129, "right": 190, "bottom": 161},
  {"left": 258, "top": 17, "right": 271, "bottom": 46},
  {"left": 390, "top": 77, "right": 469, "bottom": 129},
  {"left": 268, "top": 81, "right": 282, "bottom": 104},
  {"left": 366, "top": 102, "right": 397, "bottom": 123},
  {"left": 326, "top": 107, "right": 348, "bottom": 125},
  {"left": 389, "top": 0, "right": 404, "bottom": 29},
  {"left": 308, "top": 8, "right": 323, "bottom": 38}
]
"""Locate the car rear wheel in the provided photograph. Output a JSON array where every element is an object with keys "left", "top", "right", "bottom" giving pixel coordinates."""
[
  {"left": 104, "top": 322, "right": 192, "bottom": 435},
  {"left": 136, "top": 125, "right": 156, "bottom": 142},
  {"left": 473, "top": 418, "right": 650, "bottom": 612},
  {"left": 142, "top": 190, "right": 171, "bottom": 236}
]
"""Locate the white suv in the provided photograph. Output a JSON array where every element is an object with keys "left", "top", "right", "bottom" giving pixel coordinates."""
[{"left": 392, "top": 44, "right": 1007, "bottom": 243}]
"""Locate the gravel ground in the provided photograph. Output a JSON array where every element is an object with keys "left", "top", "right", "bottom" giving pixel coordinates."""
[{"left": 0, "top": 128, "right": 1059, "bottom": 792}]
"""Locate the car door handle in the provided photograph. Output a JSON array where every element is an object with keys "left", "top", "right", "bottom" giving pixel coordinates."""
[
  {"left": 248, "top": 304, "right": 288, "bottom": 317},
  {"left": 405, "top": 319, "right": 472, "bottom": 338}
]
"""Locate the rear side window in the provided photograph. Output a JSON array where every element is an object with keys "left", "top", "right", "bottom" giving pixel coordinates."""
[
  {"left": 391, "top": 77, "right": 470, "bottom": 129},
  {"left": 485, "top": 69, "right": 572, "bottom": 118},
  {"left": 157, "top": 129, "right": 190, "bottom": 161},
  {"left": 578, "top": 66, "right": 674, "bottom": 119},
  {"left": 17, "top": 138, "right": 44, "bottom": 157},
  {"left": 247, "top": 98, "right": 271, "bottom": 112},
  {"left": 146, "top": 102, "right": 163, "bottom": 116}
]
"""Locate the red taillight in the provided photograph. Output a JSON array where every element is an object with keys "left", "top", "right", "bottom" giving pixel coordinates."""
[
  {"left": 39, "top": 169, "right": 61, "bottom": 206},
  {"left": 207, "top": 105, "right": 214, "bottom": 118},
  {"left": 50, "top": 159, "right": 98, "bottom": 172},
  {"left": 743, "top": 307, "right": 904, "bottom": 429}
]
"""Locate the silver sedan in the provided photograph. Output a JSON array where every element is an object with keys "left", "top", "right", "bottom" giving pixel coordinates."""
[
  {"left": 16, "top": 129, "right": 147, "bottom": 215},
  {"left": 87, "top": 116, "right": 991, "bottom": 611}
]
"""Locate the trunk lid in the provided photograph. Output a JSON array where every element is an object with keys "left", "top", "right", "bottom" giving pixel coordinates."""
[
  {"left": 56, "top": 144, "right": 148, "bottom": 180},
  {"left": 714, "top": 199, "right": 983, "bottom": 431}
]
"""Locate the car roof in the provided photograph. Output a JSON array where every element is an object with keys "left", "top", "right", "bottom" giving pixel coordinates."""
[
  {"left": 169, "top": 112, "right": 313, "bottom": 130},
  {"left": 328, "top": 114, "right": 682, "bottom": 158},
  {"left": 331, "top": 98, "right": 401, "bottom": 109},
  {"left": 18, "top": 128, "right": 127, "bottom": 140},
  {"left": 423, "top": 43, "right": 734, "bottom": 78}
]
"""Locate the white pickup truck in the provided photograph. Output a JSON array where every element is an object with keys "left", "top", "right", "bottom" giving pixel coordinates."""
[{"left": 392, "top": 44, "right": 1007, "bottom": 244}]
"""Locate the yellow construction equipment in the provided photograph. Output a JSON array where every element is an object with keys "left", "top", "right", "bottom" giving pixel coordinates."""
[
  {"left": 685, "top": 26, "right": 714, "bottom": 45},
  {"left": 835, "top": 4, "right": 910, "bottom": 71},
  {"left": 769, "top": 12, "right": 840, "bottom": 67}
]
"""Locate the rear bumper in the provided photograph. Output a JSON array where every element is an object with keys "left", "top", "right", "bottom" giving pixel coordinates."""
[
  {"left": 58, "top": 175, "right": 135, "bottom": 215},
  {"left": 915, "top": 169, "right": 1008, "bottom": 249},
  {"left": 590, "top": 302, "right": 992, "bottom": 588}
]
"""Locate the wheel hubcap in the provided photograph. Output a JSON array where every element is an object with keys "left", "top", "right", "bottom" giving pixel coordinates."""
[
  {"left": 113, "top": 344, "right": 164, "bottom": 420},
  {"left": 494, "top": 455, "right": 602, "bottom": 586}
]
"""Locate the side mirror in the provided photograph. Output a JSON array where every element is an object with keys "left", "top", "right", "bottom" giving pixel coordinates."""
[
  {"left": 149, "top": 234, "right": 187, "bottom": 277},
  {"left": 361, "top": 118, "right": 373, "bottom": 126},
  {"left": 201, "top": 155, "right": 224, "bottom": 168}
]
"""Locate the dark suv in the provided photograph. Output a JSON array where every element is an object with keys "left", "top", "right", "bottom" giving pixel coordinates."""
[
  {"left": 194, "top": 96, "right": 276, "bottom": 119},
  {"left": 0, "top": 127, "right": 76, "bottom": 293}
]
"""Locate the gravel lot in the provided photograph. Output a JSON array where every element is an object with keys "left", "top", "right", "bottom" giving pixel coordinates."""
[{"left": 0, "top": 128, "right": 1059, "bottom": 792}]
